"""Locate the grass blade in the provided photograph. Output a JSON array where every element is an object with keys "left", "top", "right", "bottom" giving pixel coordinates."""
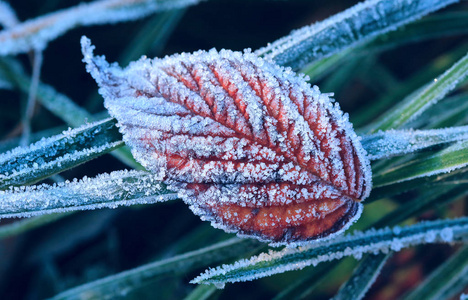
[
  {"left": 255, "top": 0, "right": 459, "bottom": 70},
  {"left": 0, "top": 118, "right": 123, "bottom": 189},
  {"left": 0, "top": 0, "right": 201, "bottom": 55},
  {"left": 0, "top": 169, "right": 175, "bottom": 219},
  {"left": 332, "top": 253, "right": 391, "bottom": 300},
  {"left": 402, "top": 245, "right": 468, "bottom": 300},
  {"left": 361, "top": 125, "right": 468, "bottom": 160},
  {"left": 372, "top": 140, "right": 468, "bottom": 188},
  {"left": 303, "top": 12, "right": 468, "bottom": 82},
  {"left": 192, "top": 217, "right": 468, "bottom": 285},
  {"left": 51, "top": 238, "right": 261, "bottom": 300},
  {"left": 367, "top": 50, "right": 468, "bottom": 132},
  {"left": 184, "top": 285, "right": 219, "bottom": 300}
]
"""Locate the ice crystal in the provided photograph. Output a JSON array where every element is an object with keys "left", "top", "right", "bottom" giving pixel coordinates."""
[{"left": 82, "top": 37, "right": 372, "bottom": 246}]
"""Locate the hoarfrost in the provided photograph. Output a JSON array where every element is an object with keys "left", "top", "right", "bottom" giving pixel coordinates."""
[
  {"left": 192, "top": 217, "right": 468, "bottom": 285},
  {"left": 0, "top": 1, "right": 18, "bottom": 29},
  {"left": 361, "top": 125, "right": 468, "bottom": 160},
  {"left": 255, "top": 0, "right": 459, "bottom": 69},
  {"left": 0, "top": 170, "right": 176, "bottom": 219},
  {"left": 81, "top": 37, "right": 372, "bottom": 246},
  {"left": 0, "top": 0, "right": 203, "bottom": 55},
  {"left": 0, "top": 118, "right": 122, "bottom": 189}
]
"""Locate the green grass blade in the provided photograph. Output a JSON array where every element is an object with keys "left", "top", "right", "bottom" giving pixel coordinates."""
[
  {"left": 0, "top": 57, "right": 139, "bottom": 168},
  {"left": 372, "top": 140, "right": 468, "bottom": 188},
  {"left": 402, "top": 245, "right": 468, "bottom": 300},
  {"left": 354, "top": 43, "right": 468, "bottom": 128},
  {"left": 192, "top": 217, "right": 468, "bottom": 285},
  {"left": 51, "top": 238, "right": 261, "bottom": 300},
  {"left": 0, "top": 118, "right": 123, "bottom": 189},
  {"left": 0, "top": 0, "right": 201, "bottom": 56},
  {"left": 119, "top": 9, "right": 186, "bottom": 66},
  {"left": 184, "top": 285, "right": 220, "bottom": 300},
  {"left": 304, "top": 12, "right": 468, "bottom": 82},
  {"left": 367, "top": 50, "right": 468, "bottom": 132},
  {"left": 361, "top": 125, "right": 468, "bottom": 160},
  {"left": 333, "top": 253, "right": 390, "bottom": 300},
  {"left": 255, "top": 0, "right": 459, "bottom": 70},
  {"left": 403, "top": 93, "right": 468, "bottom": 129},
  {"left": 0, "top": 169, "right": 175, "bottom": 219}
]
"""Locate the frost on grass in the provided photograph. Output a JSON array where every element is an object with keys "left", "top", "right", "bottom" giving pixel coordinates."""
[
  {"left": 0, "top": 170, "right": 176, "bottom": 219},
  {"left": 82, "top": 36, "right": 372, "bottom": 246},
  {"left": 0, "top": 118, "right": 122, "bottom": 189},
  {"left": 255, "top": 0, "right": 459, "bottom": 70},
  {"left": 361, "top": 125, "right": 468, "bottom": 160},
  {"left": 0, "top": 1, "right": 18, "bottom": 29},
  {"left": 0, "top": 0, "right": 202, "bottom": 55},
  {"left": 192, "top": 217, "right": 468, "bottom": 285}
]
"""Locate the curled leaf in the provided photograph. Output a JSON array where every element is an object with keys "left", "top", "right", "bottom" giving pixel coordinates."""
[{"left": 81, "top": 36, "right": 372, "bottom": 246}]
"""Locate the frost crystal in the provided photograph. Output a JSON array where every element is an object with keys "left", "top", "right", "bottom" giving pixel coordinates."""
[{"left": 82, "top": 36, "right": 372, "bottom": 246}]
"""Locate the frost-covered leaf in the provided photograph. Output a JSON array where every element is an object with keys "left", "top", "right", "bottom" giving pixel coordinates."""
[
  {"left": 51, "top": 238, "right": 261, "bottom": 300},
  {"left": 361, "top": 125, "right": 468, "bottom": 160},
  {"left": 82, "top": 37, "right": 372, "bottom": 246},
  {"left": 0, "top": 1, "right": 18, "bottom": 29},
  {"left": 255, "top": 0, "right": 459, "bottom": 70},
  {"left": 0, "top": 118, "right": 123, "bottom": 189},
  {"left": 0, "top": 0, "right": 202, "bottom": 55},
  {"left": 192, "top": 217, "right": 468, "bottom": 285},
  {"left": 368, "top": 49, "right": 468, "bottom": 132},
  {"left": 0, "top": 169, "right": 175, "bottom": 219}
]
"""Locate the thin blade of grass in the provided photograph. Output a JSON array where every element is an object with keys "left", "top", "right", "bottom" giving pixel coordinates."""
[
  {"left": 255, "top": 0, "right": 459, "bottom": 70},
  {"left": 0, "top": 118, "right": 123, "bottom": 189},
  {"left": 184, "top": 285, "right": 220, "bottom": 300},
  {"left": 367, "top": 50, "right": 468, "bottom": 132},
  {"left": 0, "top": 169, "right": 175, "bottom": 219},
  {"left": 0, "top": 57, "right": 138, "bottom": 168},
  {"left": 303, "top": 12, "right": 468, "bottom": 82},
  {"left": 0, "top": 0, "right": 201, "bottom": 55},
  {"left": 192, "top": 217, "right": 468, "bottom": 285},
  {"left": 361, "top": 125, "right": 468, "bottom": 160},
  {"left": 372, "top": 140, "right": 468, "bottom": 188},
  {"left": 402, "top": 245, "right": 468, "bottom": 300},
  {"left": 51, "top": 238, "right": 261, "bottom": 300},
  {"left": 332, "top": 253, "right": 391, "bottom": 300}
]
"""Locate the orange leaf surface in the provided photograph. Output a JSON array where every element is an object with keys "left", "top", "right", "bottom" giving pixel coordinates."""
[{"left": 82, "top": 37, "right": 372, "bottom": 246}]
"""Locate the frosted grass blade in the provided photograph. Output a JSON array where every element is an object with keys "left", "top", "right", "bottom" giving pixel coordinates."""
[
  {"left": 332, "top": 253, "right": 390, "bottom": 300},
  {"left": 368, "top": 50, "right": 468, "bottom": 132},
  {"left": 354, "top": 43, "right": 468, "bottom": 128},
  {"left": 303, "top": 12, "right": 468, "bottom": 82},
  {"left": 0, "top": 169, "right": 176, "bottom": 219},
  {"left": 361, "top": 125, "right": 468, "bottom": 160},
  {"left": 372, "top": 140, "right": 468, "bottom": 188},
  {"left": 192, "top": 217, "right": 468, "bottom": 285},
  {"left": 402, "top": 245, "right": 468, "bottom": 300},
  {"left": 0, "top": 58, "right": 138, "bottom": 167},
  {"left": 0, "top": 0, "right": 202, "bottom": 56},
  {"left": 256, "top": 0, "right": 459, "bottom": 70},
  {"left": 51, "top": 238, "right": 261, "bottom": 300},
  {"left": 403, "top": 93, "right": 468, "bottom": 129},
  {"left": 0, "top": 118, "right": 123, "bottom": 189}
]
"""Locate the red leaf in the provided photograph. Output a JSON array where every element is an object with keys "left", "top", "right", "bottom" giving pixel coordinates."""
[{"left": 82, "top": 37, "right": 372, "bottom": 246}]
